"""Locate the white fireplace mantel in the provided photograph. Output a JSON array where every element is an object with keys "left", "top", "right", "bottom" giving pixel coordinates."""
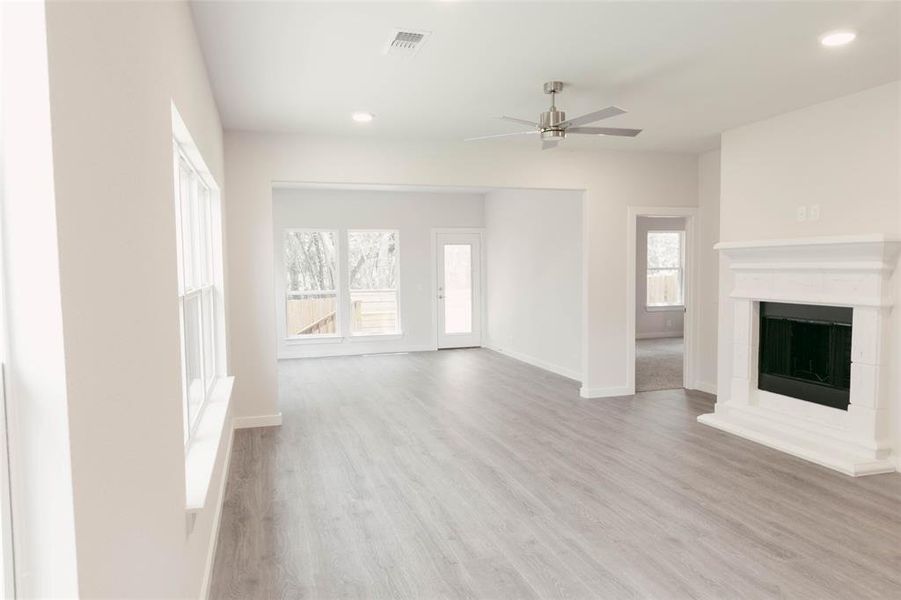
[{"left": 699, "top": 234, "right": 901, "bottom": 476}]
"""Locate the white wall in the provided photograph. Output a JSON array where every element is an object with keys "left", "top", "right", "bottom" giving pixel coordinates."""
[
  {"left": 635, "top": 216, "right": 686, "bottom": 339},
  {"left": 1, "top": 2, "right": 79, "bottom": 596},
  {"left": 716, "top": 82, "right": 901, "bottom": 465},
  {"left": 484, "top": 189, "right": 582, "bottom": 380},
  {"left": 225, "top": 132, "right": 698, "bottom": 414},
  {"left": 41, "top": 1, "right": 231, "bottom": 596},
  {"left": 720, "top": 82, "right": 899, "bottom": 241},
  {"left": 696, "top": 150, "right": 720, "bottom": 395},
  {"left": 273, "top": 188, "right": 484, "bottom": 359}
]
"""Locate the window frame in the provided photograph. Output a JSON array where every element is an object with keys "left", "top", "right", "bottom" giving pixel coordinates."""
[
  {"left": 346, "top": 229, "right": 402, "bottom": 337},
  {"left": 645, "top": 229, "right": 685, "bottom": 311},
  {"left": 283, "top": 228, "right": 342, "bottom": 341},
  {"left": 173, "top": 140, "right": 224, "bottom": 444}
]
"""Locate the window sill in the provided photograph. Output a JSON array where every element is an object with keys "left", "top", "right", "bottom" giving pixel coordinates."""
[
  {"left": 185, "top": 376, "right": 234, "bottom": 514},
  {"left": 285, "top": 334, "right": 343, "bottom": 345},
  {"left": 646, "top": 305, "right": 684, "bottom": 313},
  {"left": 349, "top": 332, "right": 403, "bottom": 341},
  {"left": 285, "top": 333, "right": 404, "bottom": 344}
]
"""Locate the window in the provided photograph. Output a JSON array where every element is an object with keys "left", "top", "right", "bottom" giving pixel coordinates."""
[
  {"left": 284, "top": 230, "right": 339, "bottom": 337},
  {"left": 646, "top": 230, "right": 684, "bottom": 308},
  {"left": 281, "top": 229, "right": 401, "bottom": 340},
  {"left": 443, "top": 244, "right": 472, "bottom": 334},
  {"left": 174, "top": 141, "right": 224, "bottom": 442},
  {"left": 348, "top": 230, "right": 400, "bottom": 335}
]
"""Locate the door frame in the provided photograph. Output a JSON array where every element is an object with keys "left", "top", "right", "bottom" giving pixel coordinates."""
[
  {"left": 430, "top": 228, "right": 487, "bottom": 350},
  {"left": 626, "top": 206, "right": 699, "bottom": 394}
]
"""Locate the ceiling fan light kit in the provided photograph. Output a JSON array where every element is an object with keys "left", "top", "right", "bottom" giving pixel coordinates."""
[{"left": 466, "top": 81, "right": 642, "bottom": 150}]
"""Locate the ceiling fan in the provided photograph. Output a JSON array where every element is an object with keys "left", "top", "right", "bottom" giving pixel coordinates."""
[{"left": 465, "top": 81, "right": 642, "bottom": 150}]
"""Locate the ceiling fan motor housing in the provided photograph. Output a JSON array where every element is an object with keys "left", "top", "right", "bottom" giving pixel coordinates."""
[
  {"left": 541, "top": 127, "right": 566, "bottom": 141},
  {"left": 539, "top": 108, "right": 566, "bottom": 140}
]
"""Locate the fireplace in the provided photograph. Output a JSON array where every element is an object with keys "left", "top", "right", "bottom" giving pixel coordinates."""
[
  {"left": 698, "top": 234, "right": 901, "bottom": 476},
  {"left": 758, "top": 302, "right": 852, "bottom": 411}
]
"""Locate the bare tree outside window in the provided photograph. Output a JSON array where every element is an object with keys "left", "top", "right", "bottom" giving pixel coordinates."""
[
  {"left": 285, "top": 231, "right": 339, "bottom": 336},
  {"left": 348, "top": 231, "right": 399, "bottom": 335}
]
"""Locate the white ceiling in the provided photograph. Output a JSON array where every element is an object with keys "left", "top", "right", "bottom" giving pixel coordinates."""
[{"left": 190, "top": 1, "right": 900, "bottom": 153}]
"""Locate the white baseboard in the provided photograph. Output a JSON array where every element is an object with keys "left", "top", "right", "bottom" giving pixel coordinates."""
[
  {"left": 233, "top": 413, "right": 283, "bottom": 429},
  {"left": 199, "top": 420, "right": 236, "bottom": 600},
  {"left": 483, "top": 343, "right": 581, "bottom": 381},
  {"left": 636, "top": 332, "right": 684, "bottom": 340},
  {"left": 580, "top": 385, "right": 633, "bottom": 398},
  {"left": 694, "top": 381, "right": 717, "bottom": 395}
]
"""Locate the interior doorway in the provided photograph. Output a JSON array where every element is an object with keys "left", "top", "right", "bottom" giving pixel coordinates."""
[
  {"left": 434, "top": 230, "right": 482, "bottom": 349},
  {"left": 626, "top": 207, "right": 698, "bottom": 394}
]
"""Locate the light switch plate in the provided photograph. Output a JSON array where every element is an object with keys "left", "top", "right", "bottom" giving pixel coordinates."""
[
  {"left": 808, "top": 204, "right": 820, "bottom": 221},
  {"left": 796, "top": 206, "right": 807, "bottom": 222}
]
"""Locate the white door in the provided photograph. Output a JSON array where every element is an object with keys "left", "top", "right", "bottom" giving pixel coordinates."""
[{"left": 436, "top": 232, "right": 482, "bottom": 349}]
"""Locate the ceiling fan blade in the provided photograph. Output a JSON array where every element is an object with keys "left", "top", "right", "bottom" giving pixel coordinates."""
[
  {"left": 560, "top": 106, "right": 627, "bottom": 128},
  {"left": 567, "top": 126, "right": 642, "bottom": 137},
  {"left": 500, "top": 116, "right": 539, "bottom": 128},
  {"left": 541, "top": 140, "right": 559, "bottom": 151},
  {"left": 464, "top": 131, "right": 538, "bottom": 142}
]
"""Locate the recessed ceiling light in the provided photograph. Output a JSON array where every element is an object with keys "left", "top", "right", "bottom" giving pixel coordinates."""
[
  {"left": 820, "top": 30, "right": 856, "bottom": 47},
  {"left": 352, "top": 112, "right": 374, "bottom": 123}
]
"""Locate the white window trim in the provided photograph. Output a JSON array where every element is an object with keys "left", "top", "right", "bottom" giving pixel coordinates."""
[
  {"left": 283, "top": 228, "right": 342, "bottom": 341},
  {"left": 285, "top": 335, "right": 344, "bottom": 345},
  {"left": 645, "top": 229, "right": 685, "bottom": 310},
  {"left": 347, "top": 229, "right": 402, "bottom": 337},
  {"left": 173, "top": 103, "right": 232, "bottom": 514},
  {"left": 349, "top": 333, "right": 405, "bottom": 342},
  {"left": 184, "top": 375, "right": 233, "bottom": 513}
]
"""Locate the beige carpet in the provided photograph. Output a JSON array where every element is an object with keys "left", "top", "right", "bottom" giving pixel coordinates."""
[{"left": 635, "top": 337, "right": 683, "bottom": 391}]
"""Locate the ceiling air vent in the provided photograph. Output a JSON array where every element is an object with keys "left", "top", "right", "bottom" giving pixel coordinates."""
[{"left": 384, "top": 29, "right": 430, "bottom": 57}]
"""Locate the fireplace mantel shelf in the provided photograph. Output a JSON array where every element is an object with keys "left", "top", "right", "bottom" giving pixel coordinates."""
[
  {"left": 715, "top": 233, "right": 901, "bottom": 251},
  {"left": 715, "top": 235, "right": 901, "bottom": 274}
]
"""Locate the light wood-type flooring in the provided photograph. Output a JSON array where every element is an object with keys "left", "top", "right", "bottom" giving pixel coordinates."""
[{"left": 210, "top": 349, "right": 901, "bottom": 599}]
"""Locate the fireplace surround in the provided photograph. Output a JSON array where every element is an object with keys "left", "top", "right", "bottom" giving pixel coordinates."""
[{"left": 699, "top": 234, "right": 901, "bottom": 476}]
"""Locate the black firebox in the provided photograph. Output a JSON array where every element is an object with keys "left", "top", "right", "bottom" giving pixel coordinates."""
[{"left": 757, "top": 302, "right": 852, "bottom": 411}]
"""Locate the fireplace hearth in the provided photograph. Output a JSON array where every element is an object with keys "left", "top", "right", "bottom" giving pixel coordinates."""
[{"left": 758, "top": 302, "right": 852, "bottom": 411}]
